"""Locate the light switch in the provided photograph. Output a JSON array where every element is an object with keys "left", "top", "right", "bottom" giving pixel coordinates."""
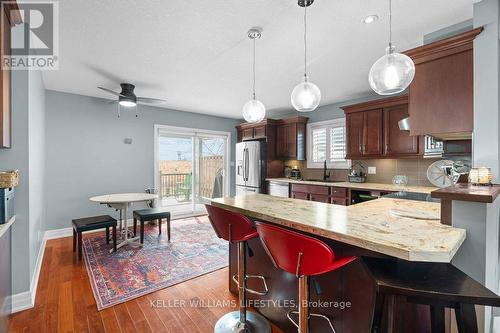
[{"left": 368, "top": 166, "right": 376, "bottom": 174}]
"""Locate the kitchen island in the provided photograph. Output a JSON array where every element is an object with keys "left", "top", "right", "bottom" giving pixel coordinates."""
[{"left": 210, "top": 194, "right": 466, "bottom": 332}]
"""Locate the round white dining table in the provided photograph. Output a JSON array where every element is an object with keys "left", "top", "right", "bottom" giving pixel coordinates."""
[{"left": 89, "top": 193, "right": 158, "bottom": 251}]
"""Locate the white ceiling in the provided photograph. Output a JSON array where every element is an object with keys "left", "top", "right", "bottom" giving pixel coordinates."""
[{"left": 42, "top": 0, "right": 473, "bottom": 119}]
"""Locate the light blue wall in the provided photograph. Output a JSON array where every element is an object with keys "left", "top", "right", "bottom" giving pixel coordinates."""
[
  {"left": 44, "top": 91, "right": 239, "bottom": 231},
  {"left": 0, "top": 55, "right": 30, "bottom": 295},
  {"left": 28, "top": 68, "right": 46, "bottom": 281}
]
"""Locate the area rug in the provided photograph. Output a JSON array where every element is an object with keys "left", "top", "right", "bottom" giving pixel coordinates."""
[{"left": 82, "top": 215, "right": 228, "bottom": 310}]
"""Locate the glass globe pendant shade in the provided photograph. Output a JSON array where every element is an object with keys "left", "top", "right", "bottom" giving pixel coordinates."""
[
  {"left": 242, "top": 98, "right": 266, "bottom": 123},
  {"left": 291, "top": 78, "right": 321, "bottom": 112},
  {"left": 369, "top": 45, "right": 415, "bottom": 95}
]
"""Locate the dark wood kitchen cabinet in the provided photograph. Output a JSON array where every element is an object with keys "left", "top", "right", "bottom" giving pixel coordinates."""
[
  {"left": 384, "top": 104, "right": 419, "bottom": 156},
  {"left": 290, "top": 183, "right": 349, "bottom": 205},
  {"left": 237, "top": 121, "right": 273, "bottom": 142},
  {"left": 291, "top": 191, "right": 309, "bottom": 201},
  {"left": 345, "top": 108, "right": 383, "bottom": 159},
  {"left": 345, "top": 112, "right": 364, "bottom": 159},
  {"left": 236, "top": 118, "right": 278, "bottom": 163},
  {"left": 404, "top": 28, "right": 483, "bottom": 139},
  {"left": 275, "top": 116, "right": 308, "bottom": 160},
  {"left": 343, "top": 96, "right": 422, "bottom": 159},
  {"left": 363, "top": 109, "right": 383, "bottom": 157}
]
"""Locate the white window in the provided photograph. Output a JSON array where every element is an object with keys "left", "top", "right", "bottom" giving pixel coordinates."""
[{"left": 307, "top": 118, "right": 351, "bottom": 169}]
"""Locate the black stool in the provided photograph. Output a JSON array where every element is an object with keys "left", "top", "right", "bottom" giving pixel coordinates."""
[
  {"left": 133, "top": 208, "right": 171, "bottom": 243},
  {"left": 72, "top": 215, "right": 117, "bottom": 260},
  {"left": 363, "top": 257, "right": 500, "bottom": 333}
]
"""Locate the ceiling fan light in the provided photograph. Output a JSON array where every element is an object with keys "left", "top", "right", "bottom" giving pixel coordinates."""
[
  {"left": 119, "top": 100, "right": 136, "bottom": 107},
  {"left": 242, "top": 99, "right": 266, "bottom": 123}
]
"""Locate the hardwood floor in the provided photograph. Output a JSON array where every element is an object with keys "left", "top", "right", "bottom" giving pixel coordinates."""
[{"left": 8, "top": 237, "right": 283, "bottom": 333}]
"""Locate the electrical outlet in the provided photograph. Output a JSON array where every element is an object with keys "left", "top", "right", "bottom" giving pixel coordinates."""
[{"left": 368, "top": 166, "right": 376, "bottom": 174}]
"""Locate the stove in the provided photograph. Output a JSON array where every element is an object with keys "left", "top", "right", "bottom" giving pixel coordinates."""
[{"left": 383, "top": 191, "right": 440, "bottom": 203}]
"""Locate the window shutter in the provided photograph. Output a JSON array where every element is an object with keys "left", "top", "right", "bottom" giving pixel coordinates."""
[
  {"left": 312, "top": 128, "right": 327, "bottom": 162},
  {"left": 330, "top": 126, "right": 346, "bottom": 162}
]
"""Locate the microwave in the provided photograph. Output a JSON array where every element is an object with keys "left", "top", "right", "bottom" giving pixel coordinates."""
[{"left": 423, "top": 136, "right": 444, "bottom": 158}]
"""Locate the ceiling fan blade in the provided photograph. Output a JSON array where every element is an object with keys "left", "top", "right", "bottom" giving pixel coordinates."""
[
  {"left": 137, "top": 97, "right": 167, "bottom": 105},
  {"left": 98, "top": 87, "right": 123, "bottom": 97}
]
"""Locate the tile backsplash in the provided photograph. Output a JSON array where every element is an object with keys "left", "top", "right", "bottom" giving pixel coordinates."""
[
  {"left": 285, "top": 157, "right": 471, "bottom": 187},
  {"left": 353, "top": 159, "right": 435, "bottom": 186}
]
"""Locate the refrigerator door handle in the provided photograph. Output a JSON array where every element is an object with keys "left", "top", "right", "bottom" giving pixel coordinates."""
[
  {"left": 241, "top": 147, "right": 246, "bottom": 181},
  {"left": 244, "top": 148, "right": 250, "bottom": 181}
]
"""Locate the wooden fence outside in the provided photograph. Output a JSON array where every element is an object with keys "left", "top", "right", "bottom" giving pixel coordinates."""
[{"left": 159, "top": 155, "right": 224, "bottom": 199}]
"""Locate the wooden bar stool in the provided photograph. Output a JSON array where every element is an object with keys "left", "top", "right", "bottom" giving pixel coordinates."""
[
  {"left": 206, "top": 205, "right": 271, "bottom": 333},
  {"left": 363, "top": 257, "right": 500, "bottom": 333},
  {"left": 255, "top": 222, "right": 357, "bottom": 333},
  {"left": 72, "top": 215, "right": 117, "bottom": 260},
  {"left": 133, "top": 208, "right": 171, "bottom": 243}
]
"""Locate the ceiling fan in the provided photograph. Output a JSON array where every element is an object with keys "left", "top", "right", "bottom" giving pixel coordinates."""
[{"left": 98, "top": 83, "right": 167, "bottom": 116}]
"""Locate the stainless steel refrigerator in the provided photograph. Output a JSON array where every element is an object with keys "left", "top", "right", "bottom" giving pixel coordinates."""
[{"left": 235, "top": 141, "right": 266, "bottom": 195}]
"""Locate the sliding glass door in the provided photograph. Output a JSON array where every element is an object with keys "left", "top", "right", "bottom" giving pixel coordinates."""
[{"left": 155, "top": 125, "right": 230, "bottom": 217}]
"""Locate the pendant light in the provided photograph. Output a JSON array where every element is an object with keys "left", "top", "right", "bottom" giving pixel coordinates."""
[
  {"left": 291, "top": 0, "right": 321, "bottom": 112},
  {"left": 242, "top": 28, "right": 266, "bottom": 123},
  {"left": 368, "top": 0, "right": 415, "bottom": 95}
]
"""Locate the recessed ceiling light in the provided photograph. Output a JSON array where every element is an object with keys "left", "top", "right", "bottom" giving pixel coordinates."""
[{"left": 363, "top": 15, "right": 379, "bottom": 24}]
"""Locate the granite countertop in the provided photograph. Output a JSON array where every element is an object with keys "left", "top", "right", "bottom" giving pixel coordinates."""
[
  {"left": 0, "top": 216, "right": 16, "bottom": 238},
  {"left": 431, "top": 183, "right": 500, "bottom": 203},
  {"left": 211, "top": 194, "right": 465, "bottom": 263},
  {"left": 266, "top": 178, "right": 437, "bottom": 194}
]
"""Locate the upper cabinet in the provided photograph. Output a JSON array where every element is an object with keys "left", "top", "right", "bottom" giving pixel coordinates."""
[
  {"left": 236, "top": 116, "right": 308, "bottom": 161},
  {"left": 362, "top": 109, "right": 383, "bottom": 157},
  {"left": 275, "top": 116, "right": 308, "bottom": 160},
  {"left": 384, "top": 104, "right": 419, "bottom": 156},
  {"left": 345, "top": 108, "right": 384, "bottom": 158},
  {"left": 345, "top": 112, "right": 364, "bottom": 159},
  {"left": 342, "top": 96, "right": 421, "bottom": 159},
  {"left": 404, "top": 28, "right": 483, "bottom": 140},
  {"left": 236, "top": 119, "right": 277, "bottom": 158}
]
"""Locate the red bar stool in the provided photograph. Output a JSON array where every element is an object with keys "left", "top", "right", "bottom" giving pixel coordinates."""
[
  {"left": 255, "top": 222, "right": 357, "bottom": 333},
  {"left": 206, "top": 205, "right": 271, "bottom": 333}
]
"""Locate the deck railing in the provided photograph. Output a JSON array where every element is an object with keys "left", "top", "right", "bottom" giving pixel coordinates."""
[
  {"left": 160, "top": 173, "right": 190, "bottom": 198},
  {"left": 159, "top": 155, "right": 224, "bottom": 200}
]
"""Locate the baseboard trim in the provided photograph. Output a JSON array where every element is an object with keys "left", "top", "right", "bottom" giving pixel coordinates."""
[
  {"left": 10, "top": 291, "right": 33, "bottom": 313},
  {"left": 10, "top": 228, "right": 50, "bottom": 313},
  {"left": 44, "top": 227, "right": 72, "bottom": 240},
  {"left": 10, "top": 238, "right": 46, "bottom": 313}
]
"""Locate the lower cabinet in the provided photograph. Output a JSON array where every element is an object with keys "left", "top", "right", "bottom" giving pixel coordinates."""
[
  {"left": 331, "top": 197, "right": 349, "bottom": 206},
  {"left": 308, "top": 193, "right": 331, "bottom": 203},
  {"left": 290, "top": 184, "right": 349, "bottom": 205},
  {"left": 291, "top": 191, "right": 309, "bottom": 200}
]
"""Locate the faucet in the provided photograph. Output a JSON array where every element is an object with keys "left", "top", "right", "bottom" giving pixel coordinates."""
[{"left": 323, "top": 160, "right": 331, "bottom": 181}]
